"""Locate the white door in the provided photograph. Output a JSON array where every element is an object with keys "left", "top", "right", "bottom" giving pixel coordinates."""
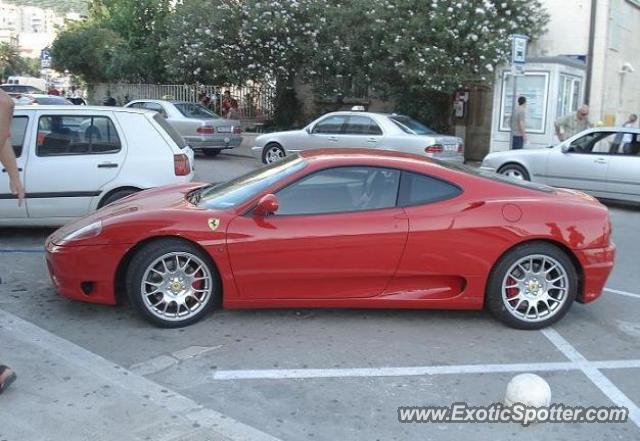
[
  {"left": 24, "top": 112, "right": 126, "bottom": 219},
  {"left": 339, "top": 115, "right": 384, "bottom": 148},
  {"left": 303, "top": 115, "right": 349, "bottom": 150},
  {"left": 605, "top": 131, "right": 640, "bottom": 202},
  {"left": 0, "top": 113, "right": 30, "bottom": 219},
  {"left": 546, "top": 131, "right": 615, "bottom": 194}
]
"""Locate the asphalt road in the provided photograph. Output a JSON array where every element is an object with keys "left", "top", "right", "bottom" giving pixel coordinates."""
[{"left": 1, "top": 151, "right": 639, "bottom": 441}]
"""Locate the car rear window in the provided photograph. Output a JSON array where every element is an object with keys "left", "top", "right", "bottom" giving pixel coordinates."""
[
  {"left": 153, "top": 113, "right": 187, "bottom": 149},
  {"left": 174, "top": 102, "right": 220, "bottom": 119}
]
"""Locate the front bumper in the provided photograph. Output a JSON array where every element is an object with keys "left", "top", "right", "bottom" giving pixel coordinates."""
[
  {"left": 45, "top": 239, "right": 128, "bottom": 305},
  {"left": 574, "top": 243, "right": 616, "bottom": 303},
  {"left": 185, "top": 135, "right": 243, "bottom": 150}
]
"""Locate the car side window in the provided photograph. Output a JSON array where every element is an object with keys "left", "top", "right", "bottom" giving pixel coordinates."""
[
  {"left": 612, "top": 133, "right": 640, "bottom": 156},
  {"left": 144, "top": 102, "right": 168, "bottom": 118},
  {"left": 36, "top": 115, "right": 122, "bottom": 156},
  {"left": 311, "top": 116, "right": 348, "bottom": 134},
  {"left": 398, "top": 171, "right": 462, "bottom": 206},
  {"left": 275, "top": 166, "right": 401, "bottom": 215},
  {"left": 344, "top": 116, "right": 383, "bottom": 135},
  {"left": 128, "top": 102, "right": 144, "bottom": 109},
  {"left": 568, "top": 132, "right": 617, "bottom": 154},
  {"left": 10, "top": 116, "right": 28, "bottom": 158}
]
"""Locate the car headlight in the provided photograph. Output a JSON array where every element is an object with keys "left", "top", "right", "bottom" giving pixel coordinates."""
[{"left": 62, "top": 220, "right": 103, "bottom": 242}]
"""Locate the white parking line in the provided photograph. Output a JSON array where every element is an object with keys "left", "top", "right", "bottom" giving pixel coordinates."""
[
  {"left": 212, "top": 359, "right": 640, "bottom": 381},
  {"left": 542, "top": 328, "right": 640, "bottom": 428},
  {"left": 605, "top": 288, "right": 640, "bottom": 299}
]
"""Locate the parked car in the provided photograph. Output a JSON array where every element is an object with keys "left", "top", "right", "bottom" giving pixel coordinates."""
[
  {"left": 0, "top": 105, "right": 195, "bottom": 227},
  {"left": 481, "top": 127, "right": 640, "bottom": 203},
  {"left": 252, "top": 111, "right": 464, "bottom": 164},
  {"left": 124, "top": 99, "right": 243, "bottom": 157},
  {"left": 1, "top": 84, "right": 45, "bottom": 94},
  {"left": 46, "top": 149, "right": 614, "bottom": 329},
  {"left": 9, "top": 93, "right": 73, "bottom": 106}
]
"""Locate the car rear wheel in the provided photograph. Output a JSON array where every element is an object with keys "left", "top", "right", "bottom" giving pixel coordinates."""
[
  {"left": 99, "top": 188, "right": 139, "bottom": 208},
  {"left": 498, "top": 163, "right": 530, "bottom": 181},
  {"left": 203, "top": 149, "right": 221, "bottom": 157},
  {"left": 486, "top": 242, "right": 578, "bottom": 330},
  {"left": 126, "top": 239, "right": 219, "bottom": 328},
  {"left": 262, "top": 143, "right": 285, "bottom": 164}
]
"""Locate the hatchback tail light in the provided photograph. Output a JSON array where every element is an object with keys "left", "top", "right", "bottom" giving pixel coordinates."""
[
  {"left": 233, "top": 126, "right": 242, "bottom": 134},
  {"left": 425, "top": 144, "right": 444, "bottom": 154},
  {"left": 197, "top": 126, "right": 215, "bottom": 135},
  {"left": 174, "top": 154, "right": 191, "bottom": 176}
]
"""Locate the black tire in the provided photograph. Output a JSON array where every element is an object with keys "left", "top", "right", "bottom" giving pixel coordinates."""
[
  {"left": 262, "top": 143, "right": 286, "bottom": 164},
  {"left": 125, "top": 239, "right": 219, "bottom": 328},
  {"left": 485, "top": 242, "right": 578, "bottom": 330},
  {"left": 99, "top": 188, "right": 139, "bottom": 208},
  {"left": 498, "top": 163, "right": 530, "bottom": 181},
  {"left": 203, "top": 149, "right": 221, "bottom": 157}
]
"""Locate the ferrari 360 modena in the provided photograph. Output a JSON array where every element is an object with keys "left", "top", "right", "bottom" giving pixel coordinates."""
[{"left": 45, "top": 149, "right": 615, "bottom": 329}]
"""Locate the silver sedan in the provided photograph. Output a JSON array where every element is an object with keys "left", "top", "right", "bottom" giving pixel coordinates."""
[
  {"left": 125, "top": 99, "right": 242, "bottom": 157},
  {"left": 481, "top": 127, "right": 640, "bottom": 203},
  {"left": 251, "top": 111, "right": 464, "bottom": 164}
]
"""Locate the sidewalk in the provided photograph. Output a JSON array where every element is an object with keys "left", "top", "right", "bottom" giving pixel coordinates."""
[{"left": 0, "top": 309, "right": 280, "bottom": 441}]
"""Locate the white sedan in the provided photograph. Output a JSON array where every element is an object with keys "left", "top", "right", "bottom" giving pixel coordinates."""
[
  {"left": 252, "top": 111, "right": 464, "bottom": 164},
  {"left": 1, "top": 105, "right": 194, "bottom": 226},
  {"left": 481, "top": 127, "right": 640, "bottom": 203}
]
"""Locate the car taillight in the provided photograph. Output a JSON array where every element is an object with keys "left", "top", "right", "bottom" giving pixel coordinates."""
[
  {"left": 233, "top": 126, "right": 242, "bottom": 134},
  {"left": 174, "top": 154, "right": 191, "bottom": 176},
  {"left": 197, "top": 126, "right": 215, "bottom": 134},
  {"left": 425, "top": 144, "right": 444, "bottom": 154}
]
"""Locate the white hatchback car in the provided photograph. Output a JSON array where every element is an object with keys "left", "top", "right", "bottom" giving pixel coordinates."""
[{"left": 1, "top": 106, "right": 195, "bottom": 226}]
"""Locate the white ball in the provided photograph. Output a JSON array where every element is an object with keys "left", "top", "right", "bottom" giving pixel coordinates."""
[{"left": 504, "top": 373, "right": 551, "bottom": 407}]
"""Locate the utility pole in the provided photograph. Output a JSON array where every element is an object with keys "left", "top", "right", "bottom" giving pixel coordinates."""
[{"left": 510, "top": 34, "right": 528, "bottom": 149}]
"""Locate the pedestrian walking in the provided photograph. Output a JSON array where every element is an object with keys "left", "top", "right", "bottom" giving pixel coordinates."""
[
  {"left": 622, "top": 113, "right": 638, "bottom": 128},
  {"left": 554, "top": 105, "right": 592, "bottom": 141},
  {"left": 221, "top": 90, "right": 234, "bottom": 118},
  {"left": 0, "top": 88, "right": 23, "bottom": 395},
  {"left": 226, "top": 100, "right": 241, "bottom": 120},
  {"left": 510, "top": 96, "right": 527, "bottom": 149}
]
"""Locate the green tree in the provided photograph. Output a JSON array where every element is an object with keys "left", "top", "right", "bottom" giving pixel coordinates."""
[{"left": 0, "top": 42, "right": 41, "bottom": 81}]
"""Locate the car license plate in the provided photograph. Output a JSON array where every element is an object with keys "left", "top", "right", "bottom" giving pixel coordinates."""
[
  {"left": 217, "top": 126, "right": 232, "bottom": 133},
  {"left": 444, "top": 144, "right": 458, "bottom": 152}
]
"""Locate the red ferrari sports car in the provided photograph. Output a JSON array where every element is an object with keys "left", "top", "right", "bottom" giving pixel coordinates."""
[{"left": 45, "top": 149, "right": 615, "bottom": 329}]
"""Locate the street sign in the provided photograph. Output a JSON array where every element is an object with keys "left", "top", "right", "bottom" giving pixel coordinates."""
[
  {"left": 511, "top": 34, "right": 528, "bottom": 65},
  {"left": 40, "top": 48, "right": 52, "bottom": 69}
]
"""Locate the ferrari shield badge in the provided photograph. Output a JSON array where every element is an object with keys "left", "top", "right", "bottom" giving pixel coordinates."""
[{"left": 208, "top": 218, "right": 220, "bottom": 231}]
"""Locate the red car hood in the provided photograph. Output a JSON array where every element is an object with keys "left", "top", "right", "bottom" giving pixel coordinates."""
[{"left": 49, "top": 183, "right": 207, "bottom": 245}]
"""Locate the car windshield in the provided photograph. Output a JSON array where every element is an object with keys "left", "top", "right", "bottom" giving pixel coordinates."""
[
  {"left": 434, "top": 159, "right": 554, "bottom": 193},
  {"left": 174, "top": 102, "right": 220, "bottom": 119},
  {"left": 194, "top": 155, "right": 307, "bottom": 209},
  {"left": 389, "top": 115, "right": 437, "bottom": 135}
]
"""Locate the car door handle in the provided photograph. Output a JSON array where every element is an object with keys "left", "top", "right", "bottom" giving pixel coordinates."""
[
  {"left": 97, "top": 163, "right": 118, "bottom": 168},
  {"left": 328, "top": 136, "right": 339, "bottom": 142},
  {"left": 367, "top": 138, "right": 378, "bottom": 143},
  {"left": 2, "top": 167, "right": 22, "bottom": 172},
  {"left": 593, "top": 158, "right": 608, "bottom": 164}
]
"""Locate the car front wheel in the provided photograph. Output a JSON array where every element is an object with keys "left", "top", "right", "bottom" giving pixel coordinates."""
[
  {"left": 262, "top": 143, "right": 285, "bottom": 164},
  {"left": 486, "top": 242, "right": 578, "bottom": 330},
  {"left": 126, "top": 239, "right": 219, "bottom": 328},
  {"left": 498, "top": 163, "right": 530, "bottom": 181}
]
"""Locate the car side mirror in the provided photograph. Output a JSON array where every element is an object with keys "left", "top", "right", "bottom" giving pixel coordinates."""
[
  {"left": 561, "top": 144, "right": 570, "bottom": 153},
  {"left": 254, "top": 194, "right": 279, "bottom": 216}
]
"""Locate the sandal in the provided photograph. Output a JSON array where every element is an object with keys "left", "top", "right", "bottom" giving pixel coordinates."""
[{"left": 0, "top": 365, "right": 17, "bottom": 394}]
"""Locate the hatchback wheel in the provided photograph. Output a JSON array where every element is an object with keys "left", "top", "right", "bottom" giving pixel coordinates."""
[
  {"left": 498, "top": 163, "right": 530, "bottom": 181},
  {"left": 126, "top": 239, "right": 219, "bottom": 328},
  {"left": 486, "top": 242, "right": 577, "bottom": 330},
  {"left": 262, "top": 143, "right": 285, "bottom": 164}
]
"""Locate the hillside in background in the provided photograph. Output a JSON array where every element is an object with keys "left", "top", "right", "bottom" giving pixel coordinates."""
[{"left": 4, "top": 0, "right": 88, "bottom": 14}]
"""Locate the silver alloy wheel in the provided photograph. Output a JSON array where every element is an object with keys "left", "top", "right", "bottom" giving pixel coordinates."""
[
  {"left": 501, "top": 167, "right": 525, "bottom": 180},
  {"left": 140, "top": 252, "right": 213, "bottom": 322},
  {"left": 264, "top": 145, "right": 285, "bottom": 163},
  {"left": 501, "top": 254, "right": 569, "bottom": 323}
]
